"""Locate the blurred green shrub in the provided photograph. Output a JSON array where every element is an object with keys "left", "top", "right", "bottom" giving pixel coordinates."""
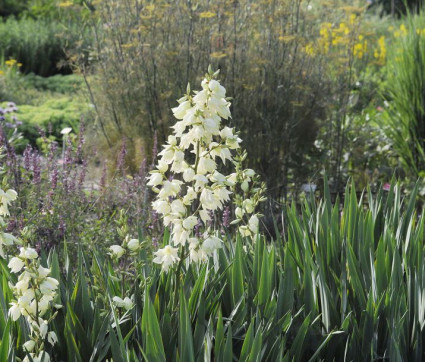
[
  {"left": 24, "top": 73, "right": 85, "bottom": 93},
  {"left": 0, "top": 0, "right": 91, "bottom": 20},
  {"left": 0, "top": 57, "right": 85, "bottom": 103},
  {"left": 0, "top": 17, "right": 91, "bottom": 76},
  {"left": 370, "top": 0, "right": 423, "bottom": 17},
  {"left": 13, "top": 97, "right": 91, "bottom": 145},
  {"left": 380, "top": 14, "right": 425, "bottom": 176},
  {"left": 0, "top": 55, "right": 91, "bottom": 151},
  {"left": 0, "top": 0, "right": 29, "bottom": 17}
]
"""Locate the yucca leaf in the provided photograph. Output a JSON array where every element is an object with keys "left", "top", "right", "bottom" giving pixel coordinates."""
[
  {"left": 178, "top": 289, "right": 195, "bottom": 362},
  {"left": 141, "top": 290, "right": 166, "bottom": 362},
  {"left": 239, "top": 318, "right": 255, "bottom": 361},
  {"left": 0, "top": 318, "right": 11, "bottom": 362},
  {"left": 289, "top": 313, "right": 310, "bottom": 361}
]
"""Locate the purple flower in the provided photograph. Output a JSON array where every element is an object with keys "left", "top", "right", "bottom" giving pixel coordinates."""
[
  {"left": 117, "top": 139, "right": 127, "bottom": 175},
  {"left": 222, "top": 206, "right": 231, "bottom": 228},
  {"left": 75, "top": 121, "right": 85, "bottom": 163},
  {"left": 78, "top": 159, "right": 87, "bottom": 190},
  {"left": 100, "top": 162, "right": 107, "bottom": 189},
  {"left": 59, "top": 217, "right": 66, "bottom": 238},
  {"left": 194, "top": 219, "right": 203, "bottom": 238},
  {"left": 23, "top": 145, "right": 32, "bottom": 172},
  {"left": 50, "top": 166, "right": 58, "bottom": 190},
  {"left": 32, "top": 153, "right": 41, "bottom": 185}
]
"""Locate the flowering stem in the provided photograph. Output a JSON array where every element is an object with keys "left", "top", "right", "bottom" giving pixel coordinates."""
[
  {"left": 194, "top": 141, "right": 200, "bottom": 174},
  {"left": 173, "top": 248, "right": 187, "bottom": 310}
]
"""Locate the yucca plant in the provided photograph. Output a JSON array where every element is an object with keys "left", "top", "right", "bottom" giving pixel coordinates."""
[{"left": 1, "top": 179, "right": 425, "bottom": 360}]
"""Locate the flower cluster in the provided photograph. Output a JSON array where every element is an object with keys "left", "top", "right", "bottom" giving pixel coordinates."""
[
  {"left": 108, "top": 212, "right": 142, "bottom": 312},
  {"left": 0, "top": 187, "right": 18, "bottom": 257},
  {"left": 304, "top": 14, "right": 387, "bottom": 65},
  {"left": 112, "top": 295, "right": 134, "bottom": 311},
  {"left": 0, "top": 185, "right": 60, "bottom": 362},
  {"left": 8, "top": 242, "right": 60, "bottom": 362},
  {"left": 0, "top": 102, "right": 22, "bottom": 128},
  {"left": 108, "top": 235, "right": 142, "bottom": 260},
  {"left": 148, "top": 68, "right": 265, "bottom": 272}
]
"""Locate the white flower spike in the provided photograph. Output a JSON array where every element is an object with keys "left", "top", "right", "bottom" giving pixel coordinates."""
[{"left": 149, "top": 68, "right": 265, "bottom": 272}]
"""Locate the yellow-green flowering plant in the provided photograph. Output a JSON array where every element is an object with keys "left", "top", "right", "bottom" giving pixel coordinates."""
[{"left": 148, "top": 67, "right": 265, "bottom": 272}]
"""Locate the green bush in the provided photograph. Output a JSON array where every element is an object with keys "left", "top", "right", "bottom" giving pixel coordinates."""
[
  {"left": 1, "top": 96, "right": 92, "bottom": 149},
  {"left": 18, "top": 97, "right": 90, "bottom": 142},
  {"left": 0, "top": 17, "right": 90, "bottom": 76},
  {"left": 380, "top": 14, "right": 425, "bottom": 176},
  {"left": 23, "top": 73, "right": 85, "bottom": 93},
  {"left": 0, "top": 0, "right": 29, "bottom": 17}
]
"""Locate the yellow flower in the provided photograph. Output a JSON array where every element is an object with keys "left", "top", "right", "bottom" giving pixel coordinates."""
[
  {"left": 122, "top": 43, "right": 135, "bottom": 49},
  {"left": 374, "top": 36, "right": 386, "bottom": 64},
  {"left": 278, "top": 35, "right": 296, "bottom": 43},
  {"left": 211, "top": 52, "right": 227, "bottom": 59},
  {"left": 199, "top": 11, "right": 216, "bottom": 18},
  {"left": 5, "top": 59, "right": 17, "bottom": 67},
  {"left": 58, "top": 1, "right": 73, "bottom": 7},
  {"left": 304, "top": 43, "right": 315, "bottom": 56},
  {"left": 353, "top": 38, "right": 367, "bottom": 59}
]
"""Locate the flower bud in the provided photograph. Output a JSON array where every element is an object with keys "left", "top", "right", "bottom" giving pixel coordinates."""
[
  {"left": 109, "top": 245, "right": 125, "bottom": 259},
  {"left": 243, "top": 199, "right": 254, "bottom": 213},
  {"left": 235, "top": 207, "right": 243, "bottom": 219},
  {"left": 127, "top": 239, "right": 140, "bottom": 251},
  {"left": 19, "top": 247, "right": 38, "bottom": 259},
  {"left": 244, "top": 169, "right": 255, "bottom": 177},
  {"left": 241, "top": 180, "right": 249, "bottom": 192},
  {"left": 249, "top": 215, "right": 259, "bottom": 233}
]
